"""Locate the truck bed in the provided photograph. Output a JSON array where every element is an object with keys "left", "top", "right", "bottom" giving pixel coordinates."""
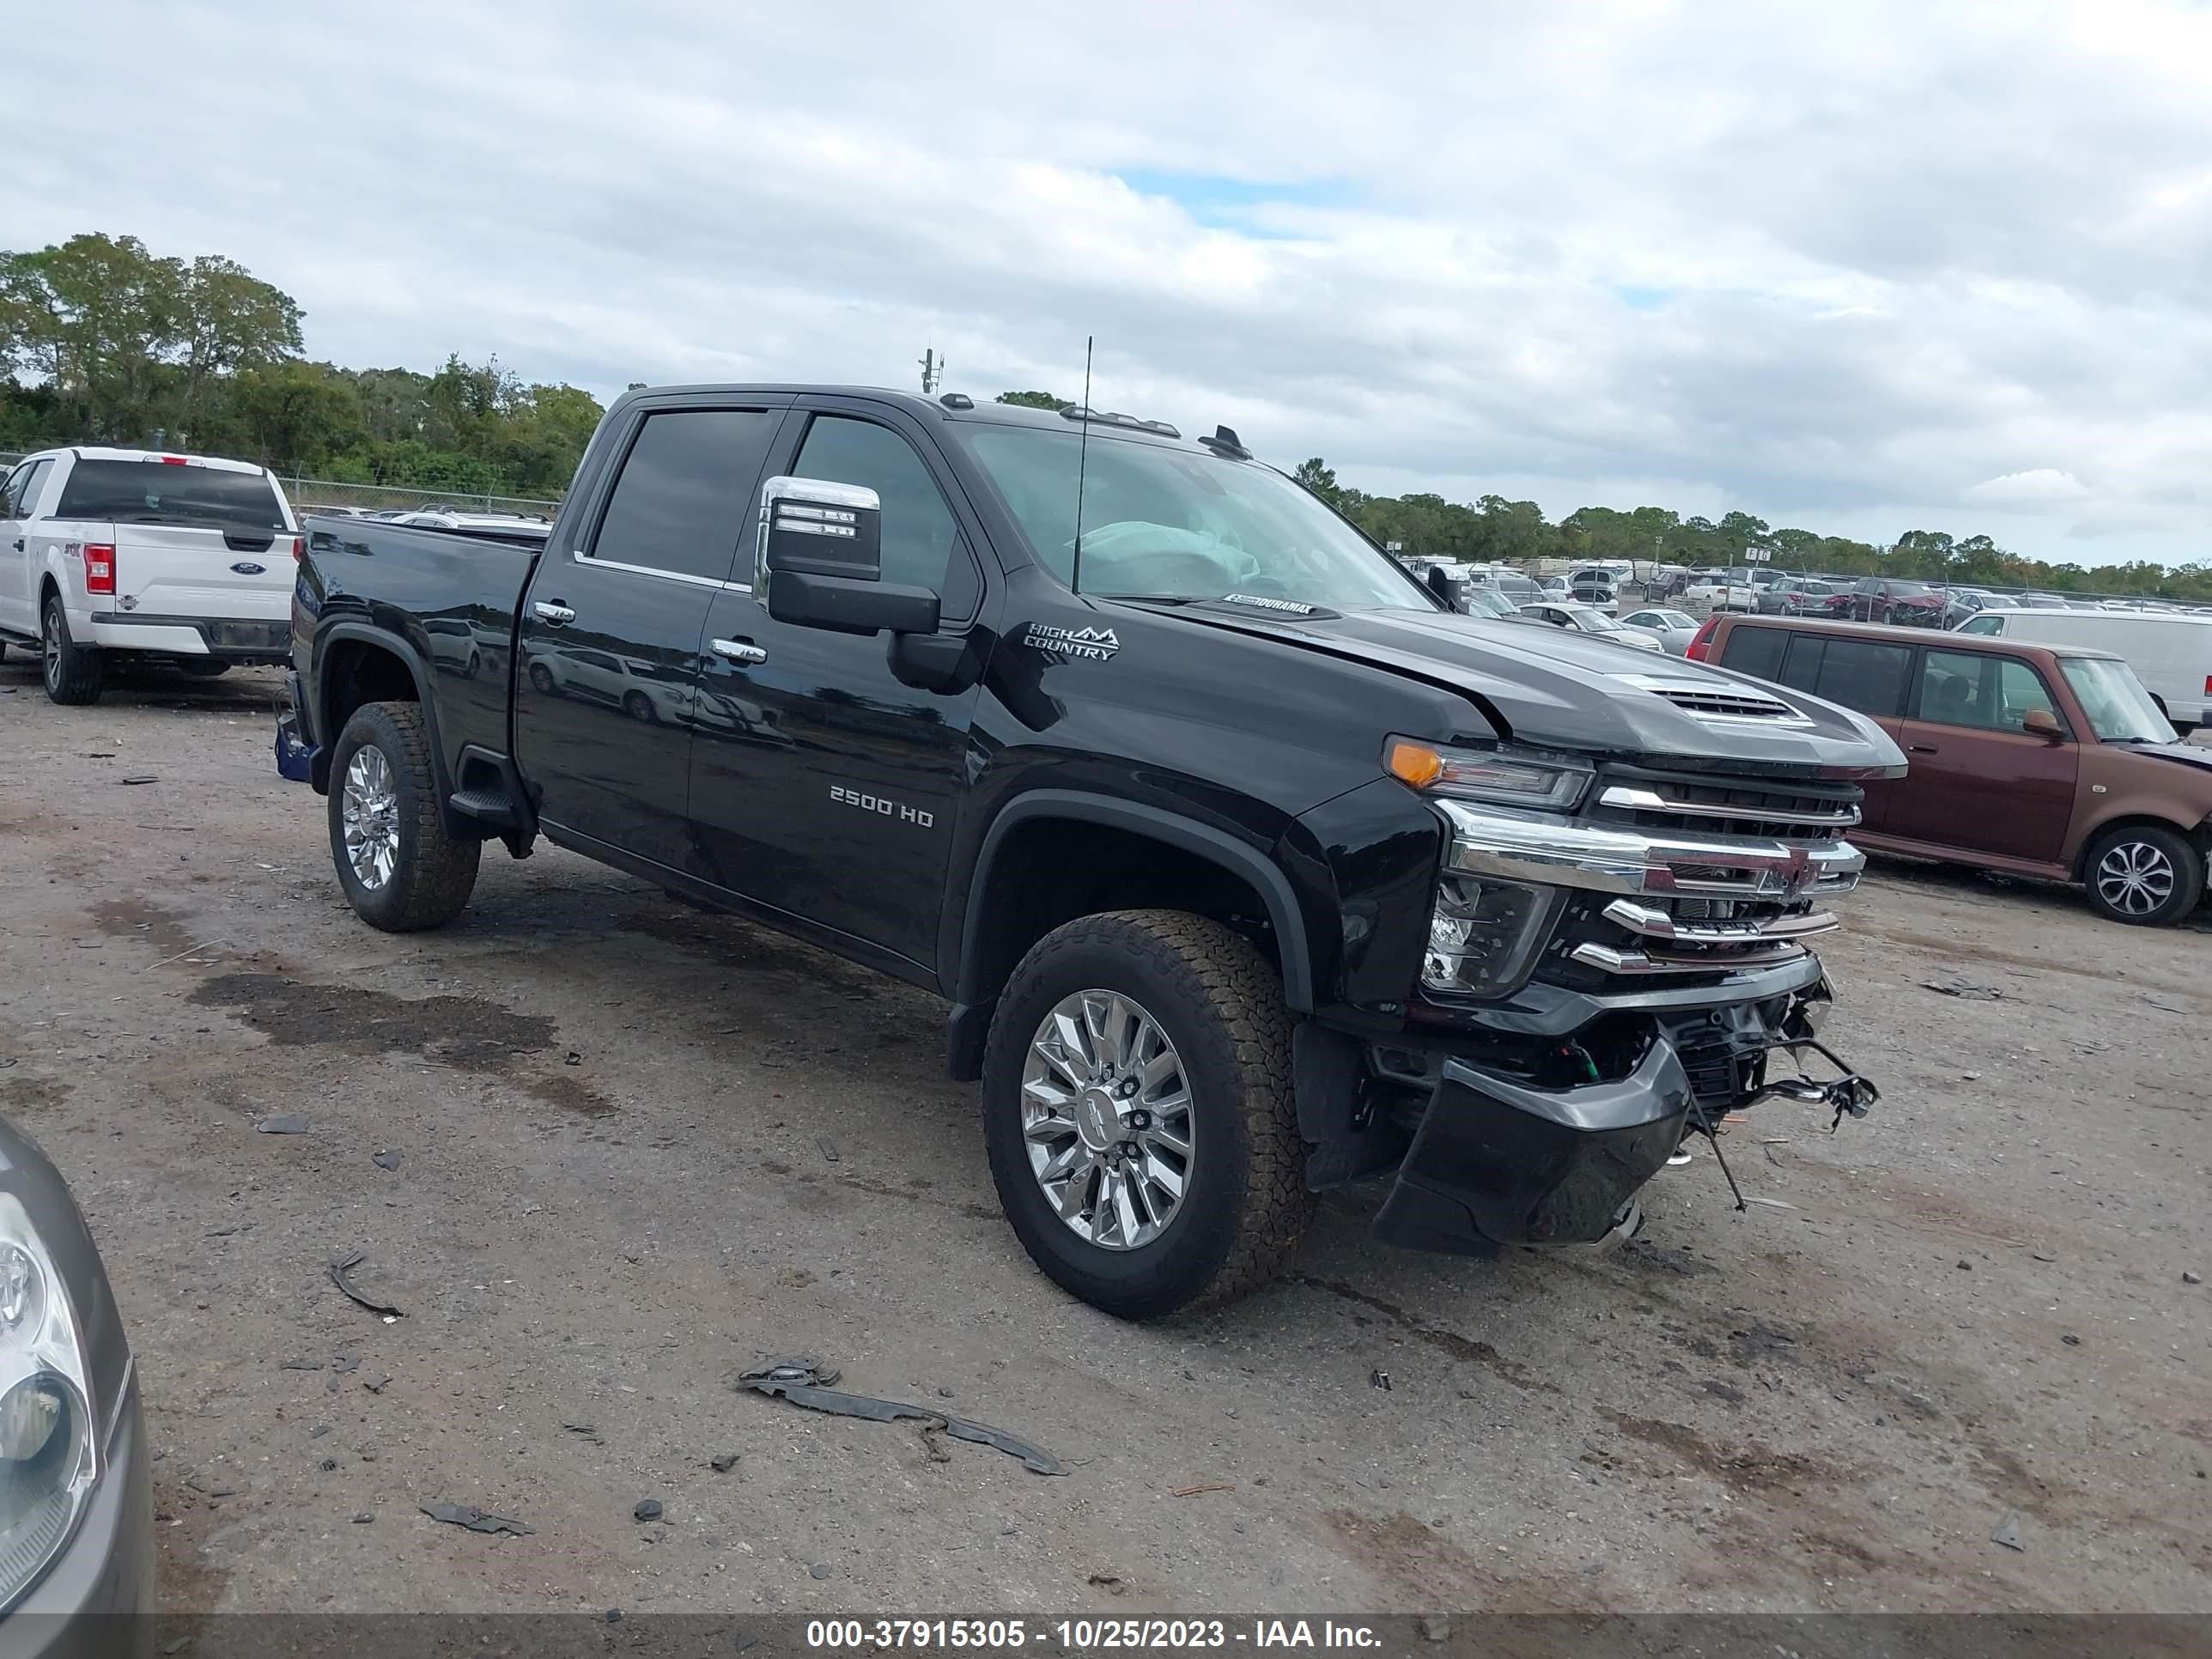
[{"left": 298, "top": 514, "right": 547, "bottom": 781}]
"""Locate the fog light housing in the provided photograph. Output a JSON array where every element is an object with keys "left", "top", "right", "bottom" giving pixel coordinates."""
[{"left": 1420, "top": 873, "right": 1554, "bottom": 996}]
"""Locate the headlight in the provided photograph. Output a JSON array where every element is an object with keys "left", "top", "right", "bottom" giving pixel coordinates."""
[
  {"left": 0, "top": 1194, "right": 96, "bottom": 1608},
  {"left": 1385, "top": 738, "right": 1591, "bottom": 811},
  {"left": 1421, "top": 872, "right": 1556, "bottom": 996}
]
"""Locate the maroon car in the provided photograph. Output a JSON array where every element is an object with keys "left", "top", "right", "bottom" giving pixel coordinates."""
[{"left": 1837, "top": 578, "right": 1945, "bottom": 627}]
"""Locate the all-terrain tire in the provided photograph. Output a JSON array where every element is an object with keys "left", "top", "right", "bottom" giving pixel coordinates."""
[
  {"left": 327, "top": 700, "right": 480, "bottom": 933},
  {"left": 41, "top": 594, "right": 104, "bottom": 705},
  {"left": 982, "top": 909, "right": 1315, "bottom": 1319}
]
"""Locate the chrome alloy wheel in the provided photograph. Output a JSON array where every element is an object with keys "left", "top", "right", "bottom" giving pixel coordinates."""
[
  {"left": 1020, "top": 990, "right": 1195, "bottom": 1251},
  {"left": 2094, "top": 837, "right": 2176, "bottom": 918},
  {"left": 341, "top": 746, "right": 401, "bottom": 890},
  {"left": 41, "top": 606, "right": 61, "bottom": 695}
]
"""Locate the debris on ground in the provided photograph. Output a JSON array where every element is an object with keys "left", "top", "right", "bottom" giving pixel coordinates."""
[
  {"left": 564, "top": 1051, "right": 582, "bottom": 1066},
  {"left": 1923, "top": 978, "right": 2002, "bottom": 1000},
  {"left": 738, "top": 1355, "right": 1062, "bottom": 1475},
  {"left": 256, "top": 1115, "right": 310, "bottom": 1134},
  {"left": 1087, "top": 1572, "right": 1126, "bottom": 1595},
  {"left": 1370, "top": 1370, "right": 1392, "bottom": 1391},
  {"left": 1170, "top": 1483, "right": 1234, "bottom": 1498},
  {"left": 2184, "top": 1271, "right": 2202, "bottom": 1286},
  {"left": 563, "top": 1422, "right": 602, "bottom": 1445},
  {"left": 1990, "top": 1511, "right": 2026, "bottom": 1551},
  {"left": 352, "top": 1512, "right": 374, "bottom": 1524},
  {"left": 2145, "top": 995, "right": 2191, "bottom": 1014},
  {"left": 118, "top": 775, "right": 160, "bottom": 786},
  {"left": 817, "top": 1137, "right": 840, "bottom": 1164},
  {"left": 364, "top": 1375, "right": 393, "bottom": 1393},
  {"left": 2062, "top": 1334, "right": 2081, "bottom": 1346},
  {"left": 709, "top": 1453, "right": 738, "bottom": 1473},
  {"left": 421, "top": 1501, "right": 532, "bottom": 1537},
  {"left": 280, "top": 1359, "right": 323, "bottom": 1371},
  {"left": 1419, "top": 1617, "right": 1450, "bottom": 1644},
  {"left": 372, "top": 1150, "right": 401, "bottom": 1170},
  {"left": 633, "top": 1498, "right": 663, "bottom": 1522},
  {"left": 328, "top": 1250, "right": 404, "bottom": 1319},
  {"left": 810, "top": 1564, "right": 834, "bottom": 1580}
]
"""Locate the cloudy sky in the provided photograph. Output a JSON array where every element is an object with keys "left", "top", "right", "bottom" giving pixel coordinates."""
[{"left": 17, "top": 0, "right": 2212, "bottom": 564}]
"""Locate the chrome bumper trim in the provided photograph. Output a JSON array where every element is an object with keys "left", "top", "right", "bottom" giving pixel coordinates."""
[
  {"left": 1439, "top": 800, "right": 1865, "bottom": 901},
  {"left": 1601, "top": 898, "right": 1840, "bottom": 945}
]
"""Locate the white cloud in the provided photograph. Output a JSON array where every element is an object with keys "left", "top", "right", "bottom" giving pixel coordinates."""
[
  {"left": 1963, "top": 469, "right": 2093, "bottom": 506},
  {"left": 10, "top": 0, "right": 2212, "bottom": 566}
]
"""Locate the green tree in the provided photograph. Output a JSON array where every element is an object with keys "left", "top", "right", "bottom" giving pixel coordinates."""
[
  {"left": 1292, "top": 457, "right": 1343, "bottom": 511},
  {"left": 173, "top": 253, "right": 302, "bottom": 441},
  {"left": 994, "top": 390, "right": 1066, "bottom": 410}
]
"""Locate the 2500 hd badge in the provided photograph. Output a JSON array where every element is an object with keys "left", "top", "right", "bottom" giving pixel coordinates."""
[{"left": 831, "top": 784, "right": 934, "bottom": 829}]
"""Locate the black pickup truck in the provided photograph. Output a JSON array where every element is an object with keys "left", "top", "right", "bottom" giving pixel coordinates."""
[{"left": 276, "top": 386, "right": 1899, "bottom": 1318}]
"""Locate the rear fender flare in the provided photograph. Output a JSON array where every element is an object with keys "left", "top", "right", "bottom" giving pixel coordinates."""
[{"left": 313, "top": 622, "right": 455, "bottom": 805}]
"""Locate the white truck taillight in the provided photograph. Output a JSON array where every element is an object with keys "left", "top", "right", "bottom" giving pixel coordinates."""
[{"left": 83, "top": 544, "right": 116, "bottom": 595}]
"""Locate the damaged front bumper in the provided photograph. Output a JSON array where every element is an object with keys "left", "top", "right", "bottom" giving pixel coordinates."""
[{"left": 1370, "top": 962, "right": 1876, "bottom": 1257}]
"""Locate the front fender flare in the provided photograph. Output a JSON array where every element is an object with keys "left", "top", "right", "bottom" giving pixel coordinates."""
[{"left": 953, "top": 788, "right": 1317, "bottom": 1012}]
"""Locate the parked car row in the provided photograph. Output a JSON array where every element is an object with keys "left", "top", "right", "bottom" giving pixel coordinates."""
[{"left": 1691, "top": 612, "right": 2211, "bottom": 925}]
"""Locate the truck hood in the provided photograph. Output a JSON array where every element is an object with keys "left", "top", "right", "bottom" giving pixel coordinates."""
[{"left": 1139, "top": 602, "right": 1908, "bottom": 779}]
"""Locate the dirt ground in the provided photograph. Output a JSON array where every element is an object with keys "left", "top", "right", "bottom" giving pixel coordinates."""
[{"left": 0, "top": 657, "right": 2206, "bottom": 1622}]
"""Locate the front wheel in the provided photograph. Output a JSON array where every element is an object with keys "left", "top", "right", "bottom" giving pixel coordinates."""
[
  {"left": 622, "top": 690, "right": 656, "bottom": 724},
  {"left": 41, "top": 596, "right": 104, "bottom": 705},
  {"left": 2083, "top": 823, "right": 2203, "bottom": 927},
  {"left": 528, "top": 662, "right": 556, "bottom": 696},
  {"left": 327, "top": 701, "right": 480, "bottom": 933},
  {"left": 982, "top": 910, "right": 1314, "bottom": 1319}
]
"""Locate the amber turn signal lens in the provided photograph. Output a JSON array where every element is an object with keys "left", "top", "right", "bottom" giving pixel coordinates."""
[{"left": 1386, "top": 739, "right": 1444, "bottom": 789}]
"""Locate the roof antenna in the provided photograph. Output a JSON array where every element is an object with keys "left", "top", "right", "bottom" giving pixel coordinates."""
[{"left": 1071, "top": 335, "right": 1093, "bottom": 596}]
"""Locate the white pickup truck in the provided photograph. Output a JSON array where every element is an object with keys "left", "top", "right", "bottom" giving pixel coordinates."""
[{"left": 0, "top": 447, "right": 300, "bottom": 704}]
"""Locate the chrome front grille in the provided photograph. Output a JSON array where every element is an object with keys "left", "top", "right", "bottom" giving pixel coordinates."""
[{"left": 1556, "top": 768, "right": 1865, "bottom": 979}]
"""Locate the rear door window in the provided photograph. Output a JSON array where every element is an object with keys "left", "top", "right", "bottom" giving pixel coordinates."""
[
  {"left": 1778, "top": 634, "right": 1825, "bottom": 693},
  {"left": 1718, "top": 623, "right": 1788, "bottom": 680},
  {"left": 56, "top": 459, "right": 286, "bottom": 529},
  {"left": 7, "top": 459, "right": 53, "bottom": 519},
  {"left": 587, "top": 408, "right": 782, "bottom": 583},
  {"left": 1814, "top": 638, "right": 1912, "bottom": 715}
]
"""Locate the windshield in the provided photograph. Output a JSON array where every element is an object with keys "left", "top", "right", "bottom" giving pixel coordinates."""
[
  {"left": 1465, "top": 590, "right": 1517, "bottom": 617},
  {"left": 1570, "top": 606, "right": 1623, "bottom": 631},
  {"left": 962, "top": 426, "right": 1431, "bottom": 612},
  {"left": 2060, "top": 657, "right": 2175, "bottom": 743}
]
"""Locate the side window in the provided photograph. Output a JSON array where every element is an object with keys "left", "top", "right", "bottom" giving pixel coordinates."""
[
  {"left": 1960, "top": 615, "right": 2002, "bottom": 636},
  {"left": 1718, "top": 623, "right": 1788, "bottom": 680},
  {"left": 1996, "top": 658, "right": 2061, "bottom": 732},
  {"left": 1778, "top": 634, "right": 1825, "bottom": 693},
  {"left": 789, "top": 415, "right": 979, "bottom": 617},
  {"left": 0, "top": 468, "right": 19, "bottom": 517},
  {"left": 8, "top": 459, "right": 52, "bottom": 519},
  {"left": 587, "top": 409, "right": 781, "bottom": 582},
  {"left": 1917, "top": 649, "right": 1996, "bottom": 727},
  {"left": 1813, "top": 639, "right": 1911, "bottom": 715}
]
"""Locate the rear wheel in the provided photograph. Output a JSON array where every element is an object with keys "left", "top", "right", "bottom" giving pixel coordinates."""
[
  {"left": 327, "top": 700, "right": 480, "bottom": 932},
  {"left": 622, "top": 690, "right": 656, "bottom": 723},
  {"left": 41, "top": 595, "right": 104, "bottom": 706},
  {"left": 982, "top": 910, "right": 1314, "bottom": 1319},
  {"left": 2083, "top": 823, "right": 2203, "bottom": 927},
  {"left": 528, "top": 662, "right": 556, "bottom": 696}
]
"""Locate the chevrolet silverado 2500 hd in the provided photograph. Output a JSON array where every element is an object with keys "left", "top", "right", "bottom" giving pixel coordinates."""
[{"left": 276, "top": 386, "right": 1902, "bottom": 1318}]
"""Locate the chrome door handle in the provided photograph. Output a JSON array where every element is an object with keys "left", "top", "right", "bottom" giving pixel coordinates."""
[
  {"left": 532, "top": 600, "right": 575, "bottom": 626},
  {"left": 1907, "top": 744, "right": 1938, "bottom": 754},
  {"left": 710, "top": 638, "right": 768, "bottom": 666}
]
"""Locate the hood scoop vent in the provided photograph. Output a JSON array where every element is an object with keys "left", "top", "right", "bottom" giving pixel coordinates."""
[{"left": 1615, "top": 673, "right": 1811, "bottom": 726}]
